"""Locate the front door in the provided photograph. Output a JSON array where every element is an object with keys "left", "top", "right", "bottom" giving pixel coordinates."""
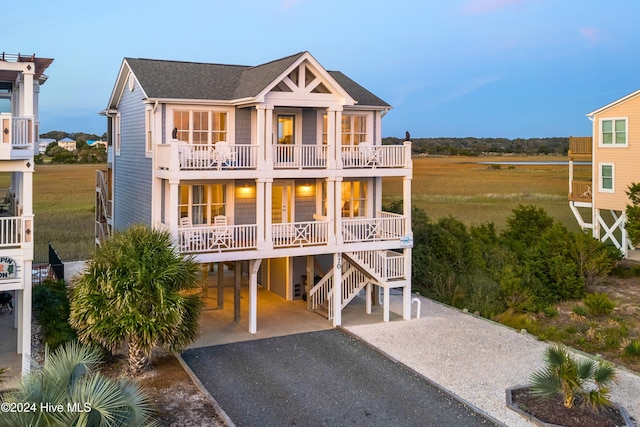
[{"left": 272, "top": 181, "right": 293, "bottom": 224}]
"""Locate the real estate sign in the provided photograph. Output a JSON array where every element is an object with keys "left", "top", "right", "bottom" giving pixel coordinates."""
[{"left": 0, "top": 257, "right": 17, "bottom": 279}]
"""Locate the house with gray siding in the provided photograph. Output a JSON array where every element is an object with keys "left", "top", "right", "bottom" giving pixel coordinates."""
[{"left": 99, "top": 51, "right": 413, "bottom": 332}]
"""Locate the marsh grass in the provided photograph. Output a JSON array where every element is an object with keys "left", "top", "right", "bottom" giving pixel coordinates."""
[
  {"left": 384, "top": 156, "right": 579, "bottom": 232},
  {"left": 4, "top": 156, "right": 576, "bottom": 261},
  {"left": 0, "top": 164, "right": 98, "bottom": 261}
]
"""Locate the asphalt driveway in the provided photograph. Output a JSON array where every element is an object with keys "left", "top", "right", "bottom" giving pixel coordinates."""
[{"left": 182, "top": 329, "right": 501, "bottom": 426}]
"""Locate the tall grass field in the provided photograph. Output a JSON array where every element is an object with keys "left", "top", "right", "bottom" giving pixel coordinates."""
[
  {"left": 2, "top": 157, "right": 577, "bottom": 261},
  {"left": 383, "top": 155, "right": 580, "bottom": 233}
]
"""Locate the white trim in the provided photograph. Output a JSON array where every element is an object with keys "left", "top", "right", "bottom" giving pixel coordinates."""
[
  {"left": 598, "top": 162, "right": 615, "bottom": 193},
  {"left": 598, "top": 117, "right": 628, "bottom": 147},
  {"left": 588, "top": 89, "right": 640, "bottom": 117}
]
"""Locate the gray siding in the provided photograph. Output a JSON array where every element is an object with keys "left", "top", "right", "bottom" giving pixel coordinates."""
[
  {"left": 234, "top": 181, "right": 256, "bottom": 225},
  {"left": 295, "top": 181, "right": 316, "bottom": 221},
  {"left": 302, "top": 108, "right": 316, "bottom": 144},
  {"left": 235, "top": 108, "right": 251, "bottom": 145},
  {"left": 114, "top": 80, "right": 152, "bottom": 230}
]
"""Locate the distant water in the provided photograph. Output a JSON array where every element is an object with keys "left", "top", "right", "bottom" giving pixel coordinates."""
[{"left": 477, "top": 161, "right": 591, "bottom": 165}]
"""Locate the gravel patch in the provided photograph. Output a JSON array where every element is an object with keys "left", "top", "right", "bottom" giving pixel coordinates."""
[{"left": 344, "top": 294, "right": 640, "bottom": 427}]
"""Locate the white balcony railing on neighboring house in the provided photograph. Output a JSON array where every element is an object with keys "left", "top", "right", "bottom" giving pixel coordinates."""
[
  {"left": 178, "top": 224, "right": 258, "bottom": 253},
  {"left": 342, "top": 212, "right": 406, "bottom": 243},
  {"left": 341, "top": 144, "right": 407, "bottom": 168},
  {"left": 0, "top": 216, "right": 24, "bottom": 247},
  {"left": 274, "top": 144, "right": 328, "bottom": 169},
  {"left": 1, "top": 114, "right": 34, "bottom": 149},
  {"left": 272, "top": 220, "right": 330, "bottom": 248}
]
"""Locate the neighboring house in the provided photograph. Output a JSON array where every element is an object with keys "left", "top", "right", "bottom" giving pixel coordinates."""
[
  {"left": 568, "top": 89, "right": 640, "bottom": 259},
  {"left": 38, "top": 138, "right": 55, "bottom": 154},
  {"left": 87, "top": 139, "right": 107, "bottom": 148},
  {"left": 57, "top": 137, "right": 76, "bottom": 151},
  {"left": 99, "top": 51, "right": 413, "bottom": 332},
  {"left": 0, "top": 52, "right": 53, "bottom": 373}
]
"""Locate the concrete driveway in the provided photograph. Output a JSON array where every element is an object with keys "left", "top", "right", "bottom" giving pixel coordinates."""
[{"left": 181, "top": 329, "right": 501, "bottom": 427}]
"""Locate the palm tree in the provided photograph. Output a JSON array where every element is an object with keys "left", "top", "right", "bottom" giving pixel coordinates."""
[
  {"left": 69, "top": 225, "right": 204, "bottom": 374},
  {"left": 529, "top": 344, "right": 617, "bottom": 411},
  {"left": 0, "top": 341, "right": 158, "bottom": 426}
]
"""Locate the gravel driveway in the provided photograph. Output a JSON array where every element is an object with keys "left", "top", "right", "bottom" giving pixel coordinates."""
[{"left": 182, "top": 329, "right": 502, "bottom": 426}]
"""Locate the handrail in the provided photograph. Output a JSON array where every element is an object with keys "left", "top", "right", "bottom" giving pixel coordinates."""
[{"left": 0, "top": 216, "right": 23, "bottom": 247}]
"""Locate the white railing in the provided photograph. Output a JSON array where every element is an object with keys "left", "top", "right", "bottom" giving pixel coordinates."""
[
  {"left": 0, "top": 216, "right": 23, "bottom": 247},
  {"left": 342, "top": 212, "right": 405, "bottom": 243},
  {"left": 340, "top": 145, "right": 407, "bottom": 168},
  {"left": 12, "top": 117, "right": 33, "bottom": 148},
  {"left": 308, "top": 262, "right": 370, "bottom": 320},
  {"left": 156, "top": 142, "right": 258, "bottom": 171},
  {"left": 272, "top": 220, "right": 330, "bottom": 248},
  {"left": 274, "top": 144, "right": 327, "bottom": 168},
  {"left": 347, "top": 250, "right": 405, "bottom": 281},
  {"left": 309, "top": 271, "right": 333, "bottom": 316},
  {"left": 178, "top": 224, "right": 257, "bottom": 253}
]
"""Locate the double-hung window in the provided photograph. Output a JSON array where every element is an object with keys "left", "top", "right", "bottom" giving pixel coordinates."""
[
  {"left": 599, "top": 163, "right": 614, "bottom": 193},
  {"left": 600, "top": 119, "right": 627, "bottom": 146}
]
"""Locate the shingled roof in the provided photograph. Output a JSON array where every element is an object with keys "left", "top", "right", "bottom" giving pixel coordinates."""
[{"left": 121, "top": 52, "right": 389, "bottom": 107}]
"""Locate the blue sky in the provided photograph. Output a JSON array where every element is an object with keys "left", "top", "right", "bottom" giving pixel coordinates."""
[{"left": 6, "top": 0, "right": 640, "bottom": 139}]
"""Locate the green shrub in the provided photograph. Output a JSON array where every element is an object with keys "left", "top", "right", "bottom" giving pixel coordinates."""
[
  {"left": 572, "top": 305, "right": 588, "bottom": 317},
  {"left": 32, "top": 279, "right": 76, "bottom": 349},
  {"left": 583, "top": 292, "right": 616, "bottom": 316},
  {"left": 623, "top": 340, "right": 640, "bottom": 357},
  {"left": 542, "top": 305, "right": 559, "bottom": 318}
]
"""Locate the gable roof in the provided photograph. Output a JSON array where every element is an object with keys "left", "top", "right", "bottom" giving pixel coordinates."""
[
  {"left": 588, "top": 88, "right": 640, "bottom": 117},
  {"left": 109, "top": 52, "right": 389, "bottom": 109}
]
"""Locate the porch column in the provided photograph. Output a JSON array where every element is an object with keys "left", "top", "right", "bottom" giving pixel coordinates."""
[
  {"left": 21, "top": 283, "right": 32, "bottom": 374},
  {"left": 326, "top": 108, "right": 338, "bottom": 170},
  {"left": 217, "top": 263, "right": 224, "bottom": 309},
  {"left": 403, "top": 176, "right": 412, "bottom": 236},
  {"left": 20, "top": 67, "right": 35, "bottom": 117},
  {"left": 264, "top": 178, "right": 273, "bottom": 247},
  {"left": 334, "top": 177, "right": 343, "bottom": 244},
  {"left": 256, "top": 178, "right": 267, "bottom": 250},
  {"left": 248, "top": 259, "right": 262, "bottom": 334},
  {"left": 234, "top": 261, "right": 241, "bottom": 321},
  {"left": 334, "top": 109, "right": 343, "bottom": 169},
  {"left": 326, "top": 177, "right": 336, "bottom": 245},
  {"left": 332, "top": 253, "right": 342, "bottom": 327},
  {"left": 265, "top": 106, "right": 273, "bottom": 168},
  {"left": 306, "top": 255, "right": 314, "bottom": 311},
  {"left": 403, "top": 249, "right": 412, "bottom": 320},
  {"left": 365, "top": 282, "right": 372, "bottom": 314},
  {"left": 256, "top": 106, "right": 265, "bottom": 169},
  {"left": 168, "top": 180, "right": 180, "bottom": 242},
  {"left": 383, "top": 286, "right": 390, "bottom": 322}
]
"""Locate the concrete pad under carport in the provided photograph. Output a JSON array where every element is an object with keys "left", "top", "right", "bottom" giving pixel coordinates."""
[
  {"left": 0, "top": 304, "right": 21, "bottom": 391},
  {"left": 189, "top": 264, "right": 405, "bottom": 349}
]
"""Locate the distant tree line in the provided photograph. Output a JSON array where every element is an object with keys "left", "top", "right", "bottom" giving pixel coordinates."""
[
  {"left": 37, "top": 130, "right": 107, "bottom": 164},
  {"left": 383, "top": 136, "right": 569, "bottom": 156}
]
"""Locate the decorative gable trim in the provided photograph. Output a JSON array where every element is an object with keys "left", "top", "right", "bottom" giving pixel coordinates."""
[{"left": 257, "top": 52, "right": 355, "bottom": 107}]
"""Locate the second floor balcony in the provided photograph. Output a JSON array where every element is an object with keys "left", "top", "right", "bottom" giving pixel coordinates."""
[
  {"left": 156, "top": 140, "right": 411, "bottom": 173},
  {"left": 568, "top": 136, "right": 592, "bottom": 158},
  {"left": 175, "top": 211, "right": 407, "bottom": 254}
]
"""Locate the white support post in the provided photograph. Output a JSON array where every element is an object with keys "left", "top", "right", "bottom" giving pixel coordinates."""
[
  {"left": 365, "top": 282, "right": 372, "bottom": 314},
  {"left": 332, "top": 253, "right": 342, "bottom": 326},
  {"left": 334, "top": 177, "right": 343, "bottom": 245},
  {"left": 403, "top": 248, "right": 412, "bottom": 320},
  {"left": 256, "top": 178, "right": 267, "bottom": 250},
  {"left": 168, "top": 180, "right": 180, "bottom": 242},
  {"left": 383, "top": 286, "right": 390, "bottom": 322},
  {"left": 249, "top": 259, "right": 262, "bottom": 334},
  {"left": 264, "top": 178, "right": 273, "bottom": 247}
]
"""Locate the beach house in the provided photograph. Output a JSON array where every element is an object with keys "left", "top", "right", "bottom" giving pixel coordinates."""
[
  {"left": 98, "top": 51, "right": 413, "bottom": 332},
  {"left": 569, "top": 89, "right": 640, "bottom": 258},
  {"left": 0, "top": 52, "right": 53, "bottom": 373}
]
